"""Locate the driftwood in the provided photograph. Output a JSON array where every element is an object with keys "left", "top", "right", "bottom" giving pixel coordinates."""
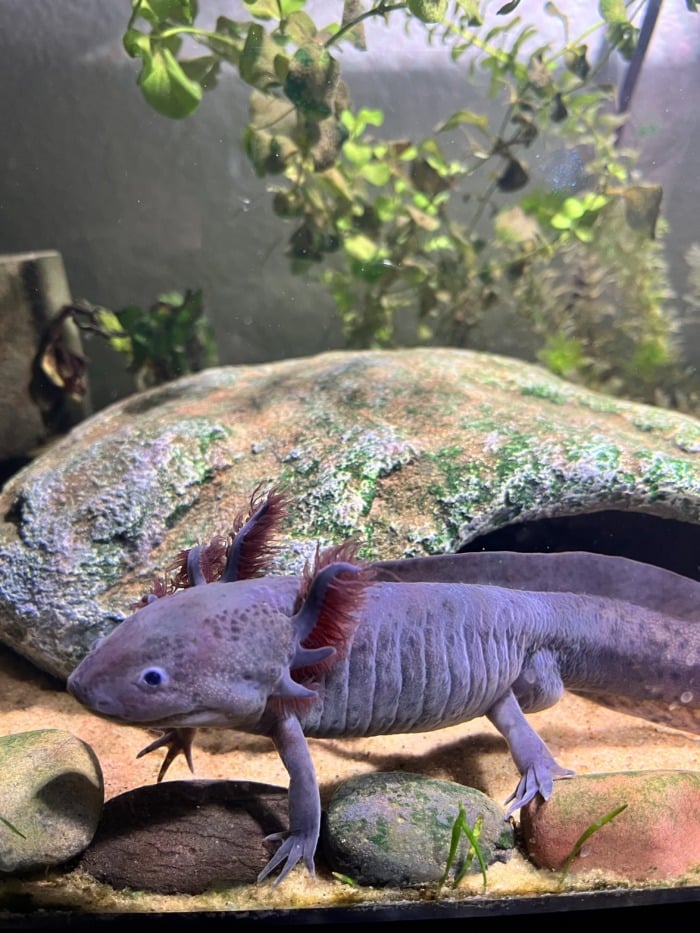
[{"left": 79, "top": 780, "right": 288, "bottom": 894}]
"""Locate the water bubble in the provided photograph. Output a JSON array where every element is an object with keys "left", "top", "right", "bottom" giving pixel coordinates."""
[{"left": 680, "top": 691, "right": 694, "bottom": 705}]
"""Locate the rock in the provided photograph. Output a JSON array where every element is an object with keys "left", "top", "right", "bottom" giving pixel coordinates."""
[
  {"left": 2, "top": 348, "right": 700, "bottom": 678},
  {"left": 321, "top": 771, "right": 514, "bottom": 887},
  {"left": 0, "top": 729, "right": 103, "bottom": 873},
  {"left": 520, "top": 770, "right": 700, "bottom": 882},
  {"left": 78, "top": 780, "right": 288, "bottom": 893}
]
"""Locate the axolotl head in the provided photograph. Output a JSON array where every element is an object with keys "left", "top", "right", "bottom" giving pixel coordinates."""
[{"left": 67, "top": 576, "right": 304, "bottom": 731}]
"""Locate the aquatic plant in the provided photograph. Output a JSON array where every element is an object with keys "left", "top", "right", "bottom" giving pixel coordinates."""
[
  {"left": 102, "top": 289, "right": 217, "bottom": 389},
  {"left": 439, "top": 803, "right": 487, "bottom": 887},
  {"left": 0, "top": 816, "right": 26, "bottom": 838},
  {"left": 121, "top": 1, "right": 697, "bottom": 405},
  {"left": 559, "top": 802, "right": 628, "bottom": 882},
  {"left": 48, "top": 291, "right": 218, "bottom": 392},
  {"left": 331, "top": 871, "right": 360, "bottom": 886}
]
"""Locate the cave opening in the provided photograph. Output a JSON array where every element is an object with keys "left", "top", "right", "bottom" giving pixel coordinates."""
[{"left": 459, "top": 509, "right": 700, "bottom": 581}]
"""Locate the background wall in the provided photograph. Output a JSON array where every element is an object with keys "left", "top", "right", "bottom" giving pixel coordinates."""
[{"left": 1, "top": 1, "right": 698, "bottom": 410}]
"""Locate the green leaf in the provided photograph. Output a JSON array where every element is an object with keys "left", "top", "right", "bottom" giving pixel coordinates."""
[
  {"left": 343, "top": 140, "right": 372, "bottom": 166},
  {"left": 439, "top": 804, "right": 487, "bottom": 888},
  {"left": 357, "top": 107, "right": 384, "bottom": 128},
  {"left": 407, "top": 0, "right": 448, "bottom": 24},
  {"left": 280, "top": 0, "right": 308, "bottom": 15},
  {"left": 561, "top": 197, "right": 586, "bottom": 219},
  {"left": 340, "top": 0, "right": 368, "bottom": 50},
  {"left": 374, "top": 195, "right": 399, "bottom": 221},
  {"left": 561, "top": 804, "right": 628, "bottom": 880},
  {"left": 131, "top": 0, "right": 195, "bottom": 26},
  {"left": 599, "top": 0, "right": 627, "bottom": 25},
  {"left": 283, "top": 11, "right": 317, "bottom": 44},
  {"left": 455, "top": 0, "right": 482, "bottom": 26},
  {"left": 181, "top": 56, "right": 220, "bottom": 91},
  {"left": 95, "top": 308, "right": 133, "bottom": 356},
  {"left": 241, "top": 22, "right": 266, "bottom": 84},
  {"left": 550, "top": 212, "right": 572, "bottom": 230},
  {"left": 123, "top": 28, "right": 151, "bottom": 59},
  {"left": 344, "top": 233, "right": 380, "bottom": 261},
  {"left": 331, "top": 871, "right": 359, "bottom": 887},
  {"left": 0, "top": 816, "right": 26, "bottom": 838},
  {"left": 360, "top": 161, "right": 391, "bottom": 186},
  {"left": 580, "top": 193, "right": 608, "bottom": 212},
  {"left": 436, "top": 109, "right": 489, "bottom": 133},
  {"left": 350, "top": 257, "right": 395, "bottom": 284},
  {"left": 497, "top": 1, "right": 521, "bottom": 14},
  {"left": 243, "top": 0, "right": 280, "bottom": 19},
  {"left": 139, "top": 46, "right": 203, "bottom": 118},
  {"left": 425, "top": 235, "right": 453, "bottom": 251},
  {"left": 564, "top": 43, "right": 590, "bottom": 78}
]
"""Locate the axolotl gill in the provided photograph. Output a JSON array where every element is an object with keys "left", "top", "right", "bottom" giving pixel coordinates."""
[{"left": 67, "top": 487, "right": 700, "bottom": 883}]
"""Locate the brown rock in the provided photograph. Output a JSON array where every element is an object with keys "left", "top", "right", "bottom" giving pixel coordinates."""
[
  {"left": 520, "top": 770, "right": 700, "bottom": 882},
  {"left": 78, "top": 779, "right": 288, "bottom": 893}
]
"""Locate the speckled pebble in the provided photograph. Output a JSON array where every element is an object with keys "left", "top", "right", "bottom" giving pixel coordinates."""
[
  {"left": 520, "top": 770, "right": 700, "bottom": 882},
  {"left": 321, "top": 771, "right": 514, "bottom": 887},
  {"left": 0, "top": 729, "right": 103, "bottom": 873}
]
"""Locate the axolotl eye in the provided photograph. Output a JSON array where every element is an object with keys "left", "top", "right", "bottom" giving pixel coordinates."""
[{"left": 139, "top": 667, "right": 169, "bottom": 688}]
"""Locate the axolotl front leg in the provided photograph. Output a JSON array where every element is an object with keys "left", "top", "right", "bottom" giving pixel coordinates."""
[{"left": 258, "top": 712, "right": 321, "bottom": 884}]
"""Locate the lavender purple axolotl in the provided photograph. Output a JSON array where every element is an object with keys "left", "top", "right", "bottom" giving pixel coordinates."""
[{"left": 67, "top": 488, "right": 700, "bottom": 883}]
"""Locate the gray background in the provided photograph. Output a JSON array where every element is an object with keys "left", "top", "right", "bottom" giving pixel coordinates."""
[{"left": 1, "top": 1, "right": 698, "bottom": 410}]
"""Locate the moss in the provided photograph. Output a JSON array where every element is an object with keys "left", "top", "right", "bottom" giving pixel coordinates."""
[
  {"left": 520, "top": 383, "right": 569, "bottom": 404},
  {"left": 641, "top": 454, "right": 700, "bottom": 507},
  {"left": 369, "top": 816, "right": 390, "bottom": 851}
]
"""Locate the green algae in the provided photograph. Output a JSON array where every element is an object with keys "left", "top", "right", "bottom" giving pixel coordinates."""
[{"left": 520, "top": 383, "right": 569, "bottom": 404}]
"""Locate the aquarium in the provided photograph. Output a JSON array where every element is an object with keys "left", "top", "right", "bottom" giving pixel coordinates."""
[{"left": 0, "top": 1, "right": 699, "bottom": 926}]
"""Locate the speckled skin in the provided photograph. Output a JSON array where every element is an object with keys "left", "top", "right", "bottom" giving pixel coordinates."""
[{"left": 67, "top": 557, "right": 700, "bottom": 884}]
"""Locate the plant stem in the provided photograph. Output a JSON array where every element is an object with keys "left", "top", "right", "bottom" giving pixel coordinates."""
[
  {"left": 325, "top": 2, "right": 407, "bottom": 49},
  {"left": 156, "top": 26, "right": 240, "bottom": 49}
]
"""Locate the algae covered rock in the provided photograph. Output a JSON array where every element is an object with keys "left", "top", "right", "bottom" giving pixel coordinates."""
[
  {"left": 321, "top": 771, "right": 514, "bottom": 886},
  {"left": 2, "top": 347, "right": 700, "bottom": 678},
  {"left": 520, "top": 770, "right": 700, "bottom": 883},
  {"left": 0, "top": 729, "right": 103, "bottom": 873}
]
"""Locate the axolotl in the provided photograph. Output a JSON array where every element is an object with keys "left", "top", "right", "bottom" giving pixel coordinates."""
[{"left": 67, "top": 488, "right": 700, "bottom": 883}]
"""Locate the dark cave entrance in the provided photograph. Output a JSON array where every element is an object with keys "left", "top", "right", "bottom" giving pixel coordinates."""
[{"left": 459, "top": 509, "right": 700, "bottom": 581}]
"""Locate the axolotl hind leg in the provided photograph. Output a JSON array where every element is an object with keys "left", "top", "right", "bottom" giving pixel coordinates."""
[{"left": 487, "top": 689, "right": 574, "bottom": 818}]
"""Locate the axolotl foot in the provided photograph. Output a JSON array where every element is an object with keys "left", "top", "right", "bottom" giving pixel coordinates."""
[
  {"left": 487, "top": 689, "right": 574, "bottom": 819},
  {"left": 504, "top": 759, "right": 574, "bottom": 819},
  {"left": 136, "top": 727, "right": 197, "bottom": 782},
  {"left": 257, "top": 830, "right": 317, "bottom": 885}
]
